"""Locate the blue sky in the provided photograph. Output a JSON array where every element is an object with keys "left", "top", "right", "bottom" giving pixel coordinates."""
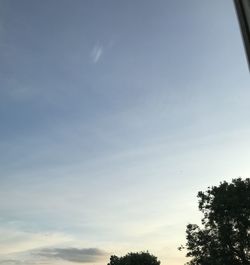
[{"left": 0, "top": 1, "right": 250, "bottom": 265}]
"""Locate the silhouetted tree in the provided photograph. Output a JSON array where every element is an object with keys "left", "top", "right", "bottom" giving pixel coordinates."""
[
  {"left": 107, "top": 251, "right": 161, "bottom": 265},
  {"left": 182, "top": 178, "right": 250, "bottom": 265}
]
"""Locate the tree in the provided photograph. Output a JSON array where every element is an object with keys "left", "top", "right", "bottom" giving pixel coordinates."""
[
  {"left": 182, "top": 178, "right": 250, "bottom": 265},
  {"left": 107, "top": 251, "right": 161, "bottom": 265}
]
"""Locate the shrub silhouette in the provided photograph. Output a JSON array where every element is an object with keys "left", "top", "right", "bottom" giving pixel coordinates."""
[{"left": 107, "top": 251, "right": 161, "bottom": 265}]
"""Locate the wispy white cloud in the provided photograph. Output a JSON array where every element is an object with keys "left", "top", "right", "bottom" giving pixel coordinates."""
[
  {"left": 0, "top": 226, "right": 106, "bottom": 265},
  {"left": 0, "top": 227, "right": 72, "bottom": 255},
  {"left": 90, "top": 44, "right": 103, "bottom": 63}
]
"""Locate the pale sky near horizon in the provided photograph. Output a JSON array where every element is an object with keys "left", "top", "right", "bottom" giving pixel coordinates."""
[{"left": 0, "top": 1, "right": 250, "bottom": 265}]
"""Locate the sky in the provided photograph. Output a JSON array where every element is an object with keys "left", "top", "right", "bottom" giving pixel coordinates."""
[{"left": 0, "top": 0, "right": 250, "bottom": 265}]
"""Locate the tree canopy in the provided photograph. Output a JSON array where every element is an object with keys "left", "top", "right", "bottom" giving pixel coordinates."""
[
  {"left": 107, "top": 251, "right": 161, "bottom": 265},
  {"left": 183, "top": 178, "right": 250, "bottom": 265}
]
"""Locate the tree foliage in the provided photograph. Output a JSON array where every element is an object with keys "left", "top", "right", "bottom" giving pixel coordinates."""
[
  {"left": 183, "top": 178, "right": 250, "bottom": 265},
  {"left": 107, "top": 251, "right": 161, "bottom": 265}
]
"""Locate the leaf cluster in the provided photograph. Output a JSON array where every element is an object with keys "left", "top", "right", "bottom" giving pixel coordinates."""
[{"left": 185, "top": 178, "right": 250, "bottom": 265}]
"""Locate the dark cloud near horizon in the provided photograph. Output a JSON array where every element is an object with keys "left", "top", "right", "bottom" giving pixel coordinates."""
[
  {"left": 0, "top": 260, "right": 37, "bottom": 265},
  {"left": 38, "top": 247, "right": 106, "bottom": 263},
  {"left": 0, "top": 260, "right": 19, "bottom": 265}
]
